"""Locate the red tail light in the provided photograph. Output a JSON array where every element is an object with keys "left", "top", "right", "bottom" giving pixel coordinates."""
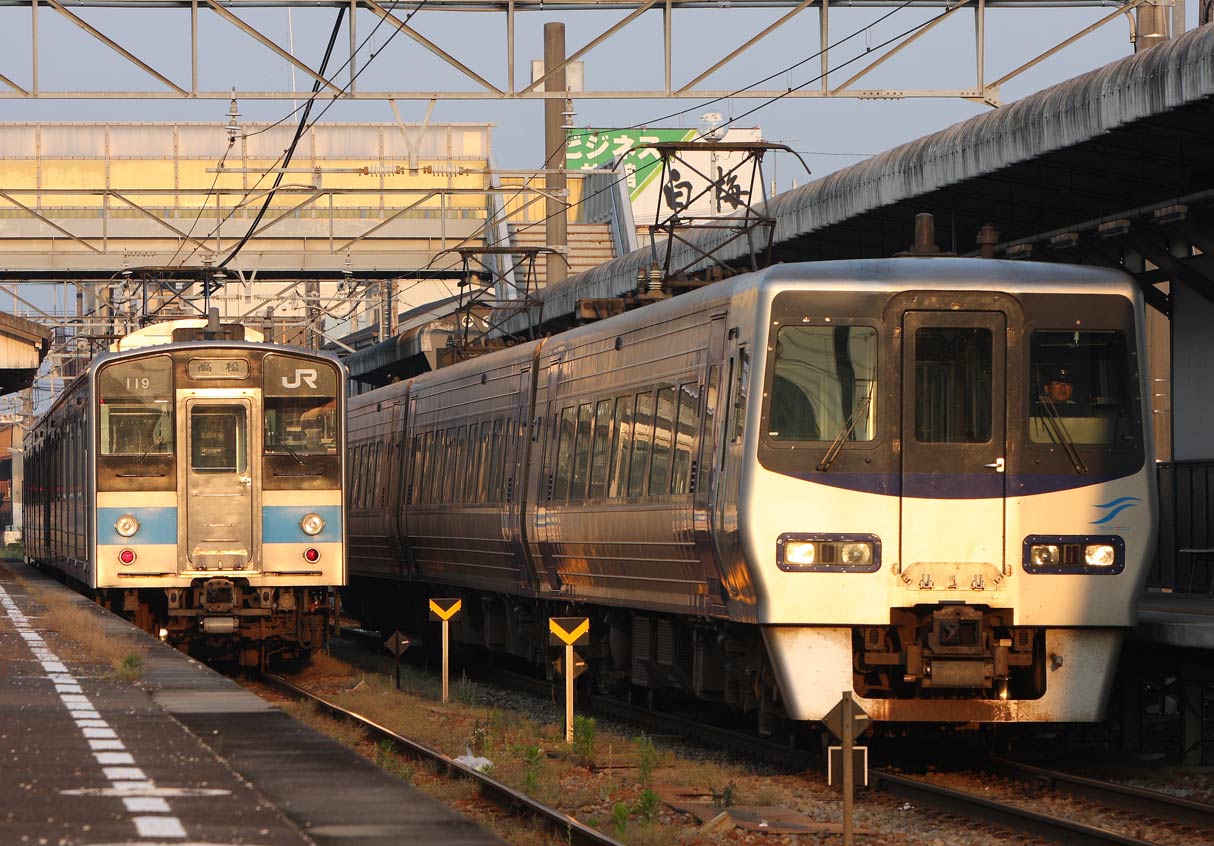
[
  {"left": 119, "top": 549, "right": 136, "bottom": 565},
  {"left": 303, "top": 547, "right": 320, "bottom": 563}
]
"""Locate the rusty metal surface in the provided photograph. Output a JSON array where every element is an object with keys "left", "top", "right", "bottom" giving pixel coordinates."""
[{"left": 497, "top": 24, "right": 1214, "bottom": 337}]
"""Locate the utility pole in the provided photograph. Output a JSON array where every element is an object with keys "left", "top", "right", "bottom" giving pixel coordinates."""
[
  {"left": 543, "top": 22, "right": 568, "bottom": 288},
  {"left": 305, "top": 279, "right": 321, "bottom": 349}
]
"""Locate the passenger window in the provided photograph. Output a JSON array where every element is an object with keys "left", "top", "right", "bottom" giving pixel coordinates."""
[
  {"left": 572, "top": 404, "right": 593, "bottom": 500},
  {"left": 490, "top": 419, "right": 504, "bottom": 502},
  {"left": 650, "top": 387, "right": 676, "bottom": 495},
  {"left": 423, "top": 432, "right": 436, "bottom": 503},
  {"left": 410, "top": 435, "right": 422, "bottom": 504},
  {"left": 553, "top": 407, "right": 575, "bottom": 501},
  {"left": 609, "top": 395, "right": 633, "bottom": 499},
  {"left": 477, "top": 421, "right": 491, "bottom": 502},
  {"left": 502, "top": 417, "right": 517, "bottom": 503},
  {"left": 672, "top": 382, "right": 699, "bottom": 495},
  {"left": 629, "top": 392, "right": 655, "bottom": 497},
  {"left": 441, "top": 428, "right": 456, "bottom": 502},
  {"left": 454, "top": 426, "right": 468, "bottom": 502},
  {"left": 353, "top": 445, "right": 364, "bottom": 507},
  {"left": 588, "top": 399, "right": 612, "bottom": 499},
  {"left": 374, "top": 443, "right": 384, "bottom": 507},
  {"left": 733, "top": 348, "right": 750, "bottom": 442}
]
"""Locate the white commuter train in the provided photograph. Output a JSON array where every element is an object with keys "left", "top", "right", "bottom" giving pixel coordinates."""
[
  {"left": 24, "top": 318, "right": 346, "bottom": 666},
  {"left": 345, "top": 258, "right": 1156, "bottom": 726}
]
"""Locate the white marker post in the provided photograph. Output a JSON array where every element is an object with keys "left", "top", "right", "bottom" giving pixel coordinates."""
[
  {"left": 549, "top": 616, "right": 590, "bottom": 744},
  {"left": 428, "top": 598, "right": 462, "bottom": 704}
]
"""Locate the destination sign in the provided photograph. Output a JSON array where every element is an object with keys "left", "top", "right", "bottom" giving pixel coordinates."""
[{"left": 188, "top": 358, "right": 249, "bottom": 380}]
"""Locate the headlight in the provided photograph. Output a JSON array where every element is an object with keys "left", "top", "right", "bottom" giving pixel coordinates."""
[
  {"left": 114, "top": 514, "right": 140, "bottom": 538},
  {"left": 783, "top": 541, "right": 816, "bottom": 566},
  {"left": 1030, "top": 544, "right": 1060, "bottom": 567},
  {"left": 1084, "top": 544, "right": 1116, "bottom": 567},
  {"left": 778, "top": 534, "right": 881, "bottom": 572},
  {"left": 839, "top": 542, "right": 873, "bottom": 566},
  {"left": 1023, "top": 535, "right": 1122, "bottom": 573},
  {"left": 299, "top": 513, "right": 325, "bottom": 536}
]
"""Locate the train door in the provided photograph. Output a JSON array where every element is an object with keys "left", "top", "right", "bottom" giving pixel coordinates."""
[
  {"left": 509, "top": 363, "right": 537, "bottom": 593},
  {"left": 181, "top": 398, "right": 256, "bottom": 572},
  {"left": 531, "top": 349, "right": 564, "bottom": 592},
  {"left": 695, "top": 315, "right": 729, "bottom": 610},
  {"left": 899, "top": 308, "right": 1006, "bottom": 571}
]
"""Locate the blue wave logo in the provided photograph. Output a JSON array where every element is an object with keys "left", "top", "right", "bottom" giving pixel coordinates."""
[{"left": 1090, "top": 496, "right": 1141, "bottom": 525}]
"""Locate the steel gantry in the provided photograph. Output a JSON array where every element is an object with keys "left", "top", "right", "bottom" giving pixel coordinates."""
[{"left": 0, "top": 0, "right": 1175, "bottom": 106}]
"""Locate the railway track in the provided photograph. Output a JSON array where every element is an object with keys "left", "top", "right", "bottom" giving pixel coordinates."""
[
  {"left": 258, "top": 673, "right": 623, "bottom": 846},
  {"left": 984, "top": 757, "right": 1214, "bottom": 833},
  {"left": 333, "top": 634, "right": 1214, "bottom": 846},
  {"left": 485, "top": 669, "right": 1211, "bottom": 846}
]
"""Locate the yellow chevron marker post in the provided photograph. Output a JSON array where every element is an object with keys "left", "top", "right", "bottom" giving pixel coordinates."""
[
  {"left": 429, "top": 598, "right": 463, "bottom": 703},
  {"left": 549, "top": 616, "right": 590, "bottom": 743}
]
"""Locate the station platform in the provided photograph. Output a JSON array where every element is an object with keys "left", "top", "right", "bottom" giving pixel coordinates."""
[
  {"left": 0, "top": 559, "right": 504, "bottom": 846},
  {"left": 1133, "top": 589, "right": 1214, "bottom": 650}
]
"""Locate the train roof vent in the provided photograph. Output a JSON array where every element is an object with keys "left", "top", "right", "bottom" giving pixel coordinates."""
[
  {"left": 171, "top": 324, "right": 246, "bottom": 343},
  {"left": 110, "top": 318, "right": 264, "bottom": 351},
  {"left": 895, "top": 213, "right": 955, "bottom": 258}
]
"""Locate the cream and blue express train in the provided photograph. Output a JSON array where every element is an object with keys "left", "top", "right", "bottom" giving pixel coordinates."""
[
  {"left": 24, "top": 319, "right": 345, "bottom": 665},
  {"left": 346, "top": 257, "right": 1157, "bottom": 726}
]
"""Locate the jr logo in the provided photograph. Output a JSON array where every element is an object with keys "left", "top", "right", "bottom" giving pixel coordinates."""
[{"left": 282, "top": 368, "right": 318, "bottom": 389}]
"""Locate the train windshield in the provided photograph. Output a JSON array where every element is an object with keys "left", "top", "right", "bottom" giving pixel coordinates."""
[
  {"left": 765, "top": 325, "right": 877, "bottom": 442},
  {"left": 263, "top": 355, "right": 340, "bottom": 456},
  {"left": 97, "top": 356, "right": 174, "bottom": 455},
  {"left": 1029, "top": 330, "right": 1135, "bottom": 445}
]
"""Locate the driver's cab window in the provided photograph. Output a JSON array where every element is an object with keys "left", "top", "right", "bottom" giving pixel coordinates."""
[{"left": 97, "top": 355, "right": 174, "bottom": 455}]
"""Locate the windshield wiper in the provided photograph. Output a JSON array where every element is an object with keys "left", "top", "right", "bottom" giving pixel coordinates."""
[
  {"left": 136, "top": 435, "right": 163, "bottom": 466},
  {"left": 1039, "top": 395, "right": 1088, "bottom": 474},
  {"left": 817, "top": 388, "right": 873, "bottom": 472},
  {"left": 269, "top": 431, "right": 305, "bottom": 466}
]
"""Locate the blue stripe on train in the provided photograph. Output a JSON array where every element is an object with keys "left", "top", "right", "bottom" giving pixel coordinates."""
[
  {"left": 97, "top": 507, "right": 178, "bottom": 545},
  {"left": 262, "top": 505, "right": 342, "bottom": 544}
]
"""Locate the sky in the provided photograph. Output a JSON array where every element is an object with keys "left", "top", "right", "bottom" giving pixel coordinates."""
[{"left": 0, "top": 1, "right": 1201, "bottom": 190}]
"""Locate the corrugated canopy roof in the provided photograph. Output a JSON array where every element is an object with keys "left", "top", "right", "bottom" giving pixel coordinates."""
[{"left": 500, "top": 24, "right": 1214, "bottom": 334}]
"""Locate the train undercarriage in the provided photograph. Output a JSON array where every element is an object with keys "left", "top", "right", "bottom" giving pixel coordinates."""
[
  {"left": 347, "top": 578, "right": 1060, "bottom": 731},
  {"left": 855, "top": 606, "right": 1047, "bottom": 702},
  {"left": 100, "top": 580, "right": 333, "bottom": 667}
]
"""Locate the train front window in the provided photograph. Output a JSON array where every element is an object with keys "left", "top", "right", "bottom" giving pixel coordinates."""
[
  {"left": 97, "top": 356, "right": 173, "bottom": 456},
  {"left": 766, "top": 326, "right": 877, "bottom": 442},
  {"left": 263, "top": 356, "right": 340, "bottom": 457},
  {"left": 1030, "top": 331, "right": 1133, "bottom": 445}
]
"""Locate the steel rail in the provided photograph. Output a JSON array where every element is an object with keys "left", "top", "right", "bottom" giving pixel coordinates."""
[
  {"left": 871, "top": 770, "right": 1161, "bottom": 846},
  {"left": 482, "top": 672, "right": 1166, "bottom": 846},
  {"left": 341, "top": 645, "right": 1174, "bottom": 846},
  {"left": 259, "top": 673, "right": 623, "bottom": 846},
  {"left": 986, "top": 756, "right": 1214, "bottom": 832}
]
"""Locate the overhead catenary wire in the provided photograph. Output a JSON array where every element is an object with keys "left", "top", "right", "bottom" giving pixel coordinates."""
[
  {"left": 216, "top": 6, "right": 348, "bottom": 271},
  {"left": 416, "top": 0, "right": 934, "bottom": 282},
  {"left": 173, "top": 0, "right": 426, "bottom": 271}
]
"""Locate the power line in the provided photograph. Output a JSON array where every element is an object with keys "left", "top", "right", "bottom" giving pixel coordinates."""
[{"left": 415, "top": 0, "right": 922, "bottom": 278}]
